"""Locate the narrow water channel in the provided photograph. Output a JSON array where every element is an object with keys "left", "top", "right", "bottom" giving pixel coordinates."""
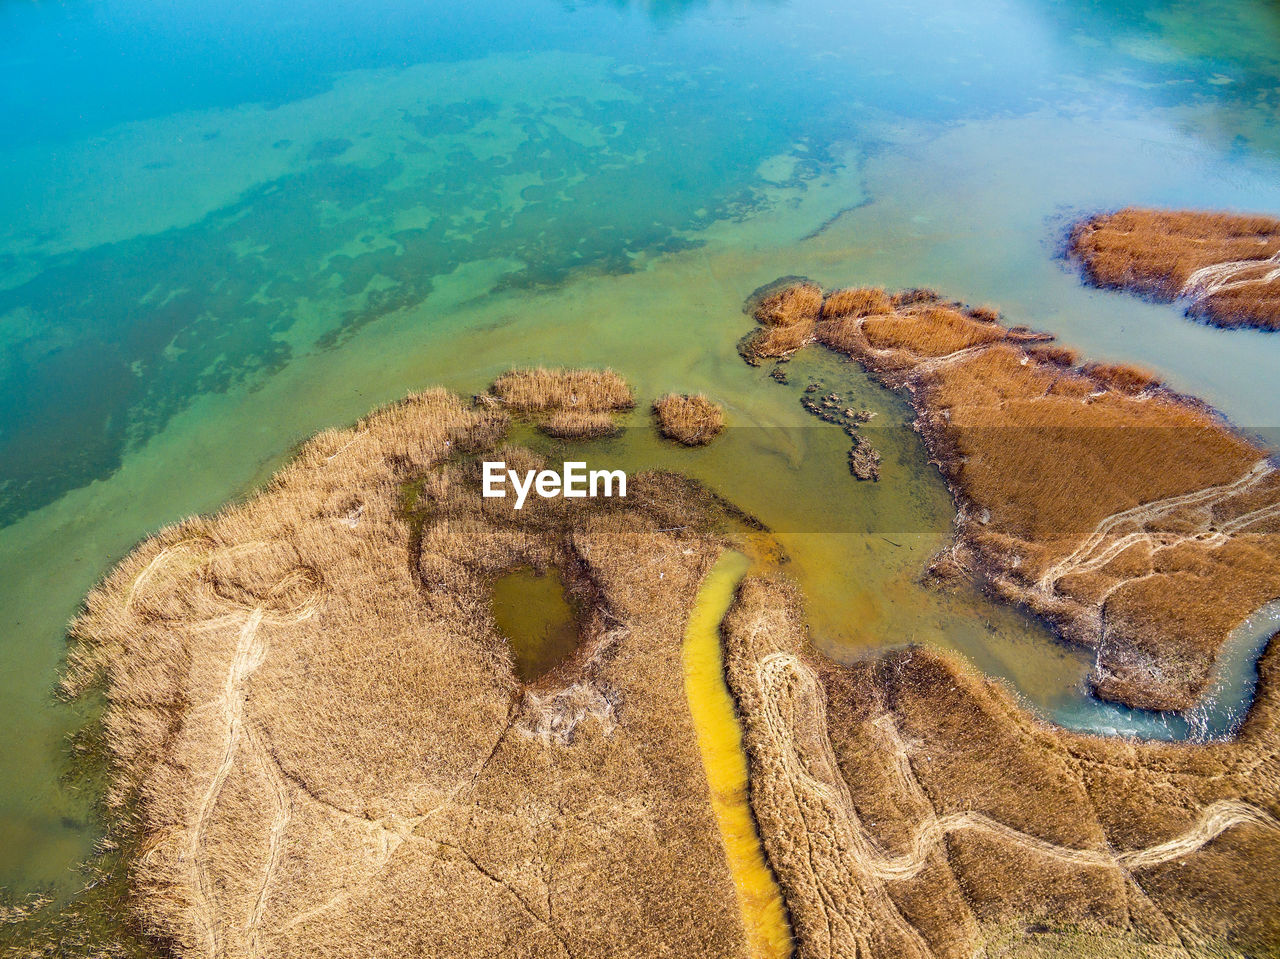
[
  {"left": 682, "top": 551, "right": 793, "bottom": 959},
  {"left": 679, "top": 542, "right": 1280, "bottom": 959},
  {"left": 1050, "top": 599, "right": 1280, "bottom": 742}
]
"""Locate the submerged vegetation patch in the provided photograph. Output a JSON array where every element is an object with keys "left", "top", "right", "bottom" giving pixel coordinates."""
[
  {"left": 0, "top": 59, "right": 828, "bottom": 527},
  {"left": 490, "top": 565, "right": 582, "bottom": 683}
]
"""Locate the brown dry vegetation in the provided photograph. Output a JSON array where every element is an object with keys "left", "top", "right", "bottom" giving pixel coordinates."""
[
  {"left": 491, "top": 366, "right": 634, "bottom": 436},
  {"left": 755, "top": 283, "right": 823, "bottom": 325},
  {"left": 743, "top": 282, "right": 1280, "bottom": 711},
  {"left": 821, "top": 287, "right": 892, "bottom": 320},
  {"left": 1079, "top": 361, "right": 1161, "bottom": 395},
  {"left": 1068, "top": 208, "right": 1280, "bottom": 330},
  {"left": 1026, "top": 345, "right": 1080, "bottom": 368},
  {"left": 741, "top": 282, "right": 823, "bottom": 361},
  {"left": 721, "top": 572, "right": 1280, "bottom": 959},
  {"left": 859, "top": 305, "right": 1008, "bottom": 357},
  {"left": 744, "top": 321, "right": 817, "bottom": 360},
  {"left": 653, "top": 393, "right": 725, "bottom": 446},
  {"left": 540, "top": 409, "right": 620, "bottom": 439},
  {"left": 64, "top": 388, "right": 755, "bottom": 959}
]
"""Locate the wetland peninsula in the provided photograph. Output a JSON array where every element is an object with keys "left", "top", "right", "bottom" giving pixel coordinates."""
[
  {"left": 50, "top": 323, "right": 1280, "bottom": 957},
  {"left": 65, "top": 379, "right": 754, "bottom": 958}
]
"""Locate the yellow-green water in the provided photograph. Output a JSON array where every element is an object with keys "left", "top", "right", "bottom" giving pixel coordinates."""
[
  {"left": 491, "top": 566, "right": 580, "bottom": 683},
  {"left": 683, "top": 550, "right": 792, "bottom": 959}
]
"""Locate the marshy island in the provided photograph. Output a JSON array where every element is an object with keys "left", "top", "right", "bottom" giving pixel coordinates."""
[{"left": 741, "top": 281, "right": 1280, "bottom": 712}]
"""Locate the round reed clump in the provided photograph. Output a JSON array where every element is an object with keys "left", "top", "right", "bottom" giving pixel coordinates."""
[{"left": 653, "top": 394, "right": 725, "bottom": 446}]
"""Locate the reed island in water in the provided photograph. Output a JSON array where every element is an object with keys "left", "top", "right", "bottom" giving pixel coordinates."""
[{"left": 1068, "top": 209, "right": 1280, "bottom": 331}]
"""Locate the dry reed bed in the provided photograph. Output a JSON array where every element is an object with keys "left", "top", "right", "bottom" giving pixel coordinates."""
[
  {"left": 721, "top": 571, "right": 1280, "bottom": 958},
  {"left": 491, "top": 366, "right": 635, "bottom": 437},
  {"left": 653, "top": 393, "right": 725, "bottom": 446},
  {"left": 742, "top": 282, "right": 1280, "bottom": 711},
  {"left": 1068, "top": 208, "right": 1280, "bottom": 330},
  {"left": 739, "top": 282, "right": 823, "bottom": 361},
  {"left": 65, "top": 386, "right": 754, "bottom": 959}
]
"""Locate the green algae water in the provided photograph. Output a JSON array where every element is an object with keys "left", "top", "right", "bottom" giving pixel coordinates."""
[
  {"left": 491, "top": 566, "right": 580, "bottom": 682},
  {"left": 3, "top": 0, "right": 1280, "bottom": 918}
]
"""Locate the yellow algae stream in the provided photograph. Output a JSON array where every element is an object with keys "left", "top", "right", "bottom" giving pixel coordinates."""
[{"left": 683, "top": 550, "right": 793, "bottom": 959}]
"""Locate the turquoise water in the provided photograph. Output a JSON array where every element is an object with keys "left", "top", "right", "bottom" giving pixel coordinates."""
[
  {"left": 1050, "top": 600, "right": 1280, "bottom": 741},
  {"left": 2, "top": 0, "right": 1280, "bottom": 911}
]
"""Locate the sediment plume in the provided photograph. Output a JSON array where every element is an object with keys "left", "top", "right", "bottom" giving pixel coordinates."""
[
  {"left": 64, "top": 388, "right": 754, "bottom": 959},
  {"left": 722, "top": 570, "right": 1280, "bottom": 959},
  {"left": 653, "top": 393, "right": 726, "bottom": 446},
  {"left": 1068, "top": 208, "right": 1280, "bottom": 331},
  {"left": 743, "top": 282, "right": 1280, "bottom": 711}
]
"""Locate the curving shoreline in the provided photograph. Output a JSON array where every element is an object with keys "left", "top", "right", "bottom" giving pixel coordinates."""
[
  {"left": 37, "top": 318, "right": 1280, "bottom": 957},
  {"left": 1052, "top": 598, "right": 1280, "bottom": 742},
  {"left": 740, "top": 281, "right": 1280, "bottom": 713},
  {"left": 1067, "top": 208, "right": 1280, "bottom": 331}
]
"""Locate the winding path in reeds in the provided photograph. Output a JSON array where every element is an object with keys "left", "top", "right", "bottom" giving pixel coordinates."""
[
  {"left": 188, "top": 607, "right": 267, "bottom": 958},
  {"left": 750, "top": 647, "right": 1280, "bottom": 886},
  {"left": 683, "top": 551, "right": 794, "bottom": 959},
  {"left": 1181, "top": 251, "right": 1280, "bottom": 307},
  {"left": 141, "top": 541, "right": 323, "bottom": 959},
  {"left": 1035, "top": 458, "right": 1279, "bottom": 594}
]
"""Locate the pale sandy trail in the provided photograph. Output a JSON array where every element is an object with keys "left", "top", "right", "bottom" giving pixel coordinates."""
[
  {"left": 1035, "top": 459, "right": 1275, "bottom": 591},
  {"left": 844, "top": 315, "right": 998, "bottom": 376},
  {"left": 184, "top": 572, "right": 320, "bottom": 959},
  {"left": 189, "top": 607, "right": 267, "bottom": 958},
  {"left": 1116, "top": 800, "right": 1280, "bottom": 870},
  {"left": 125, "top": 539, "right": 209, "bottom": 612},
  {"left": 748, "top": 648, "right": 936, "bottom": 959},
  {"left": 867, "top": 799, "right": 1280, "bottom": 883},
  {"left": 752, "top": 652, "right": 1280, "bottom": 888},
  {"left": 243, "top": 725, "right": 292, "bottom": 959},
  {"left": 1181, "top": 252, "right": 1280, "bottom": 304}
]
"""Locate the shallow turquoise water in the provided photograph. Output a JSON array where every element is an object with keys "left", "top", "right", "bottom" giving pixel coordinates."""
[
  {"left": 1050, "top": 600, "right": 1280, "bottom": 741},
  {"left": 2, "top": 0, "right": 1280, "bottom": 906}
]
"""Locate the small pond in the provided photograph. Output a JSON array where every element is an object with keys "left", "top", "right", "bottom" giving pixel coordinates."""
[{"left": 491, "top": 566, "right": 581, "bottom": 683}]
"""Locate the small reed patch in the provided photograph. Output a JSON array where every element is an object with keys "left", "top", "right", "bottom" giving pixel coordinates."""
[
  {"left": 653, "top": 393, "right": 725, "bottom": 446},
  {"left": 491, "top": 366, "right": 634, "bottom": 437}
]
